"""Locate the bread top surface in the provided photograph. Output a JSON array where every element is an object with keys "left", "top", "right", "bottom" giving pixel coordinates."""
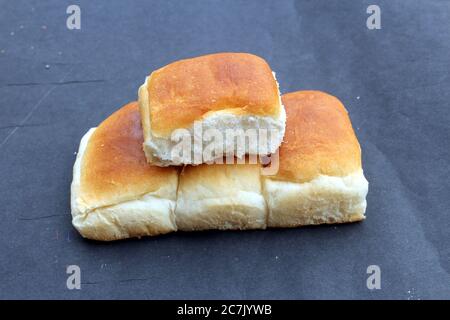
[
  {"left": 80, "top": 102, "right": 178, "bottom": 209},
  {"left": 271, "top": 91, "right": 362, "bottom": 183},
  {"left": 178, "top": 161, "right": 262, "bottom": 200},
  {"left": 146, "top": 52, "right": 282, "bottom": 138}
]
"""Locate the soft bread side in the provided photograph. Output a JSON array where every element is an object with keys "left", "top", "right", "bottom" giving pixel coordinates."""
[
  {"left": 264, "top": 171, "right": 368, "bottom": 227},
  {"left": 175, "top": 162, "right": 267, "bottom": 231}
]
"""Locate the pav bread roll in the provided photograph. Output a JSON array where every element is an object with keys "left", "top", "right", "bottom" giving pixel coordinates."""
[
  {"left": 263, "top": 91, "right": 369, "bottom": 227},
  {"left": 70, "top": 102, "right": 179, "bottom": 241},
  {"left": 138, "top": 52, "right": 286, "bottom": 166},
  {"left": 175, "top": 162, "right": 267, "bottom": 231},
  {"left": 70, "top": 91, "right": 368, "bottom": 241}
]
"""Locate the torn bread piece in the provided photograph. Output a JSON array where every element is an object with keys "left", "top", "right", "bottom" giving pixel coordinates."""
[
  {"left": 263, "top": 91, "right": 369, "bottom": 227},
  {"left": 71, "top": 102, "right": 178, "bottom": 241},
  {"left": 138, "top": 52, "right": 286, "bottom": 166},
  {"left": 175, "top": 162, "right": 267, "bottom": 231}
]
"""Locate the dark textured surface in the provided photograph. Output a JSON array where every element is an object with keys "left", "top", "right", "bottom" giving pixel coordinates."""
[{"left": 0, "top": 0, "right": 449, "bottom": 299}]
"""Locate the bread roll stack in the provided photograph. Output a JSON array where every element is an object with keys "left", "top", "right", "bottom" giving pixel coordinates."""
[{"left": 70, "top": 53, "right": 368, "bottom": 241}]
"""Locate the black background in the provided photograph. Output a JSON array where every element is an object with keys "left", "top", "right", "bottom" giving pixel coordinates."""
[{"left": 0, "top": 0, "right": 449, "bottom": 299}]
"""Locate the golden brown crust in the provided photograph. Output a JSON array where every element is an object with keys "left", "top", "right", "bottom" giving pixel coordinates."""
[
  {"left": 147, "top": 52, "right": 281, "bottom": 137},
  {"left": 80, "top": 102, "right": 178, "bottom": 209},
  {"left": 178, "top": 161, "right": 262, "bottom": 197},
  {"left": 272, "top": 91, "right": 361, "bottom": 183}
]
